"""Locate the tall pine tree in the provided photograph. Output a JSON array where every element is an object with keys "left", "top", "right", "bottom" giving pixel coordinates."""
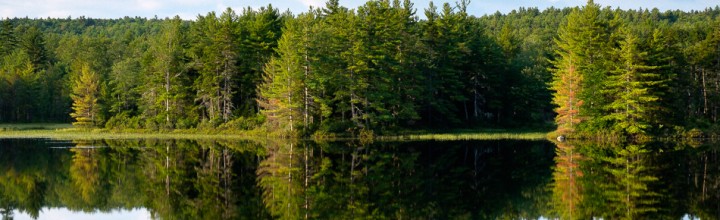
[
  {"left": 70, "top": 64, "right": 101, "bottom": 128},
  {"left": 603, "top": 30, "right": 661, "bottom": 135},
  {"left": 550, "top": 0, "right": 613, "bottom": 134}
]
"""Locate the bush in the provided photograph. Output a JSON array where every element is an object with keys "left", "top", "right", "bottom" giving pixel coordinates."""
[
  {"left": 105, "top": 112, "right": 141, "bottom": 130},
  {"left": 312, "top": 130, "right": 337, "bottom": 141},
  {"left": 319, "top": 120, "right": 354, "bottom": 134},
  {"left": 175, "top": 118, "right": 198, "bottom": 129},
  {"left": 219, "top": 115, "right": 265, "bottom": 131}
]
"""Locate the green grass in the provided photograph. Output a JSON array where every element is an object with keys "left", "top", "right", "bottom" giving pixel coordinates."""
[
  {"left": 0, "top": 123, "right": 266, "bottom": 140},
  {"left": 0, "top": 123, "right": 551, "bottom": 141},
  {"left": 377, "top": 128, "right": 550, "bottom": 141},
  {"left": 0, "top": 123, "right": 73, "bottom": 130},
  {"left": 378, "top": 132, "right": 548, "bottom": 141}
]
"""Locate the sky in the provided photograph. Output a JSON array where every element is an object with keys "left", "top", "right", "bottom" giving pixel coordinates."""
[
  {"left": 1, "top": 0, "right": 718, "bottom": 20},
  {"left": 14, "top": 208, "right": 150, "bottom": 220}
]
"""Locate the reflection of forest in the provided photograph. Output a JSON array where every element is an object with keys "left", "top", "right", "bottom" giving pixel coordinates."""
[
  {"left": 0, "top": 139, "right": 556, "bottom": 219},
  {"left": 12, "top": 139, "right": 720, "bottom": 219},
  {"left": 549, "top": 140, "right": 720, "bottom": 219},
  {"left": 249, "top": 139, "right": 558, "bottom": 219},
  {"left": 0, "top": 139, "right": 269, "bottom": 220}
]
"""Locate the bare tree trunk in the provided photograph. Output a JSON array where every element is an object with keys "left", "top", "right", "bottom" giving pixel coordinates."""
[
  {"left": 473, "top": 89, "right": 479, "bottom": 118},
  {"left": 165, "top": 142, "right": 170, "bottom": 196},
  {"left": 304, "top": 144, "right": 309, "bottom": 219},
  {"left": 288, "top": 65, "right": 294, "bottom": 131},
  {"left": 166, "top": 69, "right": 171, "bottom": 124},
  {"left": 703, "top": 68, "right": 708, "bottom": 115},
  {"left": 304, "top": 45, "right": 310, "bottom": 129},
  {"left": 350, "top": 69, "right": 357, "bottom": 125}
]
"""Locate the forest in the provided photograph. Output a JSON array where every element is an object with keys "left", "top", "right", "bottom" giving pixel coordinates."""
[{"left": 0, "top": 0, "right": 719, "bottom": 137}]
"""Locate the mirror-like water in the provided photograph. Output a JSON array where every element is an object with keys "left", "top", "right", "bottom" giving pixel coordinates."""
[{"left": 0, "top": 138, "right": 717, "bottom": 219}]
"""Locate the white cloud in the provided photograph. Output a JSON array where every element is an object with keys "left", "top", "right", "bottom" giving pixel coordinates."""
[
  {"left": 298, "top": 0, "right": 324, "bottom": 7},
  {"left": 136, "top": 0, "right": 163, "bottom": 10}
]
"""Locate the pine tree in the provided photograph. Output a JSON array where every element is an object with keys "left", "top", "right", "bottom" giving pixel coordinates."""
[
  {"left": 603, "top": 30, "right": 661, "bottom": 135},
  {"left": 142, "top": 16, "right": 190, "bottom": 127},
  {"left": 352, "top": 0, "right": 422, "bottom": 129},
  {"left": 192, "top": 9, "right": 240, "bottom": 124},
  {"left": 237, "top": 5, "right": 284, "bottom": 116},
  {"left": 419, "top": 2, "right": 468, "bottom": 125},
  {"left": 550, "top": 0, "right": 613, "bottom": 134},
  {"left": 258, "top": 19, "right": 302, "bottom": 132},
  {"left": 0, "top": 20, "right": 18, "bottom": 56},
  {"left": 550, "top": 8, "right": 586, "bottom": 135},
  {"left": 551, "top": 56, "right": 584, "bottom": 135},
  {"left": 70, "top": 64, "right": 101, "bottom": 128}
]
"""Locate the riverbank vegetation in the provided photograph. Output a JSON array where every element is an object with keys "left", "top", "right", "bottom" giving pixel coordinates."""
[
  {"left": 0, "top": 0, "right": 719, "bottom": 138},
  {"left": 0, "top": 123, "right": 548, "bottom": 141}
]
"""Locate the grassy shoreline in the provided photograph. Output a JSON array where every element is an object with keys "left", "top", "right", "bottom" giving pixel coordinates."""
[{"left": 0, "top": 124, "right": 550, "bottom": 141}]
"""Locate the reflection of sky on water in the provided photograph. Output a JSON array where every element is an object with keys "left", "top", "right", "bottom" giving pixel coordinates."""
[{"left": 14, "top": 208, "right": 150, "bottom": 220}]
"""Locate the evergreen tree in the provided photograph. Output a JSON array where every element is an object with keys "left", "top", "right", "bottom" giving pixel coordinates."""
[
  {"left": 551, "top": 54, "right": 584, "bottom": 135},
  {"left": 19, "top": 26, "right": 49, "bottom": 69},
  {"left": 70, "top": 64, "right": 101, "bottom": 128},
  {"left": 603, "top": 30, "right": 661, "bottom": 135},
  {"left": 192, "top": 9, "right": 240, "bottom": 124},
  {"left": 418, "top": 2, "right": 467, "bottom": 125},
  {"left": 318, "top": 0, "right": 357, "bottom": 130},
  {"left": 0, "top": 49, "right": 38, "bottom": 122},
  {"left": 142, "top": 16, "right": 191, "bottom": 128},
  {"left": 550, "top": 8, "right": 586, "bottom": 134},
  {"left": 0, "top": 20, "right": 18, "bottom": 56},
  {"left": 258, "top": 14, "right": 310, "bottom": 133},
  {"left": 352, "top": 0, "right": 422, "bottom": 129},
  {"left": 237, "top": 5, "right": 284, "bottom": 116},
  {"left": 550, "top": 0, "right": 613, "bottom": 134}
]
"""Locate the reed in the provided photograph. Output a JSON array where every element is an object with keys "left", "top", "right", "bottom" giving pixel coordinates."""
[
  {"left": 0, "top": 124, "right": 550, "bottom": 141},
  {"left": 378, "top": 132, "right": 547, "bottom": 141}
]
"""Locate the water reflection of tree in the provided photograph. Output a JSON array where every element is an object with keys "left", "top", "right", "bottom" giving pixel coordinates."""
[
  {"left": 549, "top": 141, "right": 584, "bottom": 219},
  {"left": 549, "top": 141, "right": 663, "bottom": 219},
  {"left": 0, "top": 139, "right": 59, "bottom": 219},
  {"left": 666, "top": 142, "right": 720, "bottom": 219},
  {"left": 139, "top": 139, "right": 268, "bottom": 220},
  {"left": 26, "top": 139, "right": 720, "bottom": 218},
  {"left": 257, "top": 139, "right": 303, "bottom": 219},
  {"left": 255, "top": 140, "right": 556, "bottom": 219},
  {"left": 69, "top": 141, "right": 102, "bottom": 204}
]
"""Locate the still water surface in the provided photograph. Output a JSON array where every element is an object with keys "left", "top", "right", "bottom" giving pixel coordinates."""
[{"left": 0, "top": 138, "right": 717, "bottom": 219}]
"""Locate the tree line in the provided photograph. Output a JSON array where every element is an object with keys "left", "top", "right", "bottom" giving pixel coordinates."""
[
  {"left": 0, "top": 0, "right": 719, "bottom": 136},
  {"left": 551, "top": 1, "right": 720, "bottom": 137}
]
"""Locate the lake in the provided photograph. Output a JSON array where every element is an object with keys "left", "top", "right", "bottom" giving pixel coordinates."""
[{"left": 0, "top": 138, "right": 717, "bottom": 219}]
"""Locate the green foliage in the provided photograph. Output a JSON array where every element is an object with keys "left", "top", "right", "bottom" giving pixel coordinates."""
[
  {"left": 603, "top": 29, "right": 663, "bottom": 135},
  {"left": 70, "top": 64, "right": 101, "bottom": 128},
  {"left": 104, "top": 112, "right": 142, "bottom": 130},
  {"left": 218, "top": 115, "right": 265, "bottom": 130}
]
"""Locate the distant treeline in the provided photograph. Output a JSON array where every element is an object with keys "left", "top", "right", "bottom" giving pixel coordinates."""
[{"left": 0, "top": 0, "right": 718, "bottom": 136}]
